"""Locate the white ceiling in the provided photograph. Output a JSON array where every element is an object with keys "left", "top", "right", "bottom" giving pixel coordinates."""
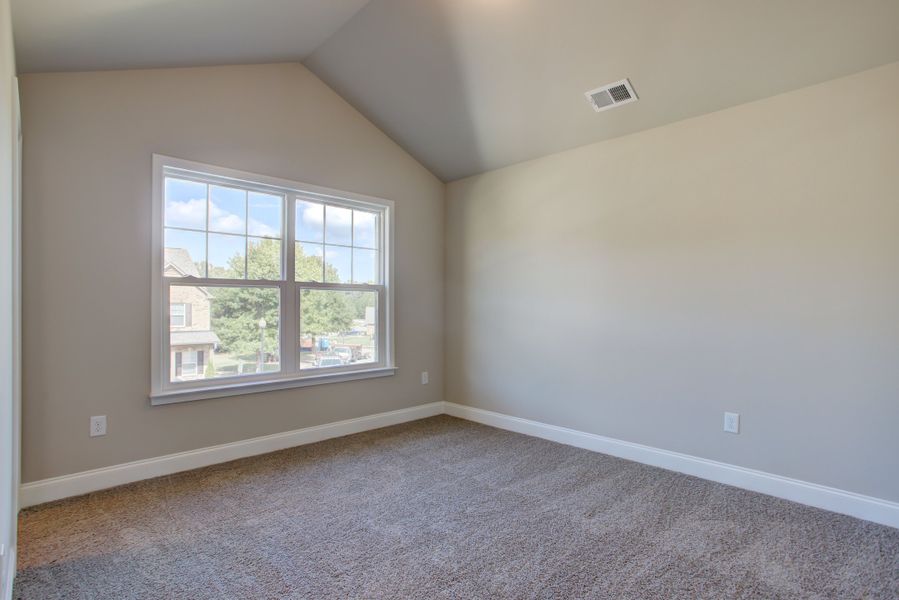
[
  {"left": 305, "top": 0, "right": 899, "bottom": 180},
  {"left": 11, "top": 0, "right": 370, "bottom": 72},
  {"left": 12, "top": 0, "right": 899, "bottom": 181}
]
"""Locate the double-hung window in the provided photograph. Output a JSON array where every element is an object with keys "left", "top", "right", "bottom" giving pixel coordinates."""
[{"left": 151, "top": 155, "right": 394, "bottom": 404}]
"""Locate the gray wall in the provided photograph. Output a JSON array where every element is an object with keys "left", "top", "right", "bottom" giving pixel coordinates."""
[
  {"left": 20, "top": 63, "right": 444, "bottom": 482},
  {"left": 445, "top": 62, "right": 899, "bottom": 503}
]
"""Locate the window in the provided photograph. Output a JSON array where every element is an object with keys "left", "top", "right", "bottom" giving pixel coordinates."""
[
  {"left": 151, "top": 156, "right": 394, "bottom": 403},
  {"left": 175, "top": 350, "right": 202, "bottom": 379},
  {"left": 170, "top": 303, "right": 188, "bottom": 328}
]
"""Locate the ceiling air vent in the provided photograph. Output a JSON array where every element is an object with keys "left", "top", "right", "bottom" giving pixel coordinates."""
[{"left": 585, "top": 78, "right": 638, "bottom": 112}]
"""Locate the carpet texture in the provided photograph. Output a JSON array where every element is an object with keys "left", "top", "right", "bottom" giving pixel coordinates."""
[{"left": 14, "top": 415, "right": 899, "bottom": 599}]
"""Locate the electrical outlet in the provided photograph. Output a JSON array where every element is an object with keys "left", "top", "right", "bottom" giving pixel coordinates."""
[
  {"left": 421, "top": 371, "right": 429, "bottom": 385},
  {"left": 90, "top": 415, "right": 107, "bottom": 437},
  {"left": 723, "top": 412, "right": 740, "bottom": 434}
]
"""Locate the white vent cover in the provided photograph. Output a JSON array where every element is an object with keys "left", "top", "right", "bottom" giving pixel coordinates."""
[{"left": 585, "top": 79, "right": 638, "bottom": 112}]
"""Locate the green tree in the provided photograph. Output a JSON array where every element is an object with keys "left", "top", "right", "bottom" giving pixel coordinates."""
[
  {"left": 204, "top": 354, "right": 216, "bottom": 378},
  {"left": 300, "top": 290, "right": 354, "bottom": 339},
  {"left": 296, "top": 247, "right": 333, "bottom": 283},
  {"left": 345, "top": 291, "right": 373, "bottom": 321},
  {"left": 209, "top": 238, "right": 355, "bottom": 357},
  {"left": 210, "top": 284, "right": 279, "bottom": 358}
]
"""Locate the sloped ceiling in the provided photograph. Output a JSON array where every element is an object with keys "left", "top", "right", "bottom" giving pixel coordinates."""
[
  {"left": 12, "top": 0, "right": 899, "bottom": 181},
  {"left": 305, "top": 0, "right": 899, "bottom": 181},
  {"left": 11, "top": 0, "right": 370, "bottom": 72}
]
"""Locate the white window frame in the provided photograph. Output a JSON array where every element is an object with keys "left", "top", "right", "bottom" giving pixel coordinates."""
[{"left": 151, "top": 155, "right": 395, "bottom": 405}]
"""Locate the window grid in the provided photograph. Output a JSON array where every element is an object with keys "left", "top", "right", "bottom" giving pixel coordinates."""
[
  {"left": 153, "top": 156, "right": 393, "bottom": 402},
  {"left": 295, "top": 200, "right": 381, "bottom": 285},
  {"left": 164, "top": 179, "right": 286, "bottom": 280}
]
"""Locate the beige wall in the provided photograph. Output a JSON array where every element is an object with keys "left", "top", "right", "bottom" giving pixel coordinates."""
[
  {"left": 19, "top": 57, "right": 899, "bottom": 506},
  {"left": 446, "top": 62, "right": 899, "bottom": 502},
  {"left": 20, "top": 63, "right": 444, "bottom": 482}
]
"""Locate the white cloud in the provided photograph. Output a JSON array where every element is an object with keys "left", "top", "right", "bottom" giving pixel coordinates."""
[
  {"left": 247, "top": 219, "right": 278, "bottom": 237},
  {"left": 165, "top": 198, "right": 206, "bottom": 229},
  {"left": 301, "top": 205, "right": 323, "bottom": 224},
  {"left": 209, "top": 202, "right": 244, "bottom": 234},
  {"left": 299, "top": 202, "right": 352, "bottom": 227},
  {"left": 166, "top": 199, "right": 278, "bottom": 237}
]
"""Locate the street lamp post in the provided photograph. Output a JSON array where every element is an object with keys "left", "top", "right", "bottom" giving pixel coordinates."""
[{"left": 257, "top": 317, "right": 267, "bottom": 373}]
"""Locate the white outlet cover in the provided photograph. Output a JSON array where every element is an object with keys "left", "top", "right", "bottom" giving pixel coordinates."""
[
  {"left": 421, "top": 371, "right": 429, "bottom": 385},
  {"left": 724, "top": 412, "right": 740, "bottom": 434},
  {"left": 90, "top": 415, "right": 107, "bottom": 437}
]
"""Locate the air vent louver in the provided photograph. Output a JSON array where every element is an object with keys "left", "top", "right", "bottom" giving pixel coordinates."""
[{"left": 585, "top": 79, "right": 638, "bottom": 112}]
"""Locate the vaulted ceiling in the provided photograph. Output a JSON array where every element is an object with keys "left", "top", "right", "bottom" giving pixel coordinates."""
[
  {"left": 11, "top": 0, "right": 371, "bottom": 71},
  {"left": 12, "top": 0, "right": 899, "bottom": 181}
]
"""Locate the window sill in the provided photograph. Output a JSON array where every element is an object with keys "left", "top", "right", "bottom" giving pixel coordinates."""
[{"left": 150, "top": 367, "right": 397, "bottom": 406}]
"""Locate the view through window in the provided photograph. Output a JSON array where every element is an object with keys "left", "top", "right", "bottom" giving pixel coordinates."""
[{"left": 153, "top": 157, "right": 392, "bottom": 399}]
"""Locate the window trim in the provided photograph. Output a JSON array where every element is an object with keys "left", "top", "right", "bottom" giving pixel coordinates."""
[{"left": 150, "top": 154, "right": 395, "bottom": 405}]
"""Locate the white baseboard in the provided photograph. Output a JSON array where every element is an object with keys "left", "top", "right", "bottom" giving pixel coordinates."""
[
  {"left": 19, "top": 402, "right": 444, "bottom": 509},
  {"left": 444, "top": 402, "right": 899, "bottom": 529},
  {"left": 1, "top": 546, "right": 13, "bottom": 600},
  {"left": 18, "top": 400, "right": 899, "bottom": 530}
]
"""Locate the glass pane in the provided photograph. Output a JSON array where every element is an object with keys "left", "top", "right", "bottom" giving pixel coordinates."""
[
  {"left": 180, "top": 350, "right": 198, "bottom": 376},
  {"left": 296, "top": 242, "right": 324, "bottom": 282},
  {"left": 324, "top": 245, "right": 351, "bottom": 283},
  {"left": 164, "top": 228, "right": 206, "bottom": 277},
  {"left": 299, "top": 289, "right": 377, "bottom": 370},
  {"left": 248, "top": 192, "right": 282, "bottom": 238},
  {"left": 170, "top": 285, "right": 280, "bottom": 382},
  {"left": 164, "top": 178, "right": 207, "bottom": 230},
  {"left": 170, "top": 303, "right": 186, "bottom": 327},
  {"left": 352, "top": 248, "right": 379, "bottom": 284},
  {"left": 208, "top": 233, "right": 245, "bottom": 278},
  {"left": 353, "top": 210, "right": 379, "bottom": 249},
  {"left": 209, "top": 185, "right": 246, "bottom": 234},
  {"left": 296, "top": 199, "right": 324, "bottom": 243},
  {"left": 247, "top": 237, "right": 281, "bottom": 280},
  {"left": 325, "top": 205, "right": 352, "bottom": 246}
]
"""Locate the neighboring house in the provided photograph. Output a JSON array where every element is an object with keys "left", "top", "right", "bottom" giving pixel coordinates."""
[
  {"left": 165, "top": 248, "right": 220, "bottom": 380},
  {"left": 363, "top": 306, "right": 376, "bottom": 337}
]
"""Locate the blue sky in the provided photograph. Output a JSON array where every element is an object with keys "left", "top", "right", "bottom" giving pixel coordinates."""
[
  {"left": 165, "top": 178, "right": 282, "bottom": 237},
  {"left": 165, "top": 177, "right": 379, "bottom": 282}
]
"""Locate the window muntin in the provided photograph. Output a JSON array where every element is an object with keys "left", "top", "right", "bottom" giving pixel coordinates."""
[
  {"left": 153, "top": 156, "right": 393, "bottom": 401},
  {"left": 295, "top": 200, "right": 382, "bottom": 284},
  {"left": 162, "top": 177, "right": 284, "bottom": 280}
]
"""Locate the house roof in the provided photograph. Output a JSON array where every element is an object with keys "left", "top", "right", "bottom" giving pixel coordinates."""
[
  {"left": 171, "top": 331, "right": 221, "bottom": 347},
  {"left": 164, "top": 248, "right": 201, "bottom": 278}
]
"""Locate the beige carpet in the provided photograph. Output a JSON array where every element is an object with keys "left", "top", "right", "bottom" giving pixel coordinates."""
[{"left": 14, "top": 415, "right": 899, "bottom": 599}]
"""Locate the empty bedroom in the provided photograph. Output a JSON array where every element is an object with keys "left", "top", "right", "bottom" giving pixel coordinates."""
[{"left": 1, "top": 1, "right": 898, "bottom": 598}]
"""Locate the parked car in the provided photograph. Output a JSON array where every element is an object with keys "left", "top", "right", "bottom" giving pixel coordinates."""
[
  {"left": 333, "top": 346, "right": 353, "bottom": 364},
  {"left": 315, "top": 354, "right": 344, "bottom": 368}
]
